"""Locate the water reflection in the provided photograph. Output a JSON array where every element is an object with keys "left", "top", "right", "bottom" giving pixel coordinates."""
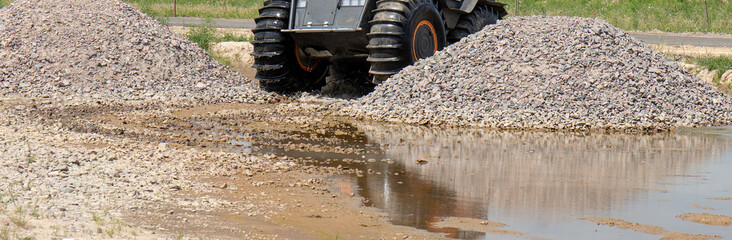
[
  {"left": 348, "top": 124, "right": 731, "bottom": 238},
  {"left": 245, "top": 121, "right": 732, "bottom": 238}
]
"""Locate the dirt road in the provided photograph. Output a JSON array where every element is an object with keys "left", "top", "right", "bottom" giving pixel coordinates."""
[{"left": 166, "top": 17, "right": 732, "bottom": 48}]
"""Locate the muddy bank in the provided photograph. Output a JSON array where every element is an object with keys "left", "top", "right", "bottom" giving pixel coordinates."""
[
  {"left": 4, "top": 95, "right": 732, "bottom": 239},
  {"left": 0, "top": 97, "right": 441, "bottom": 239},
  {"left": 68, "top": 99, "right": 732, "bottom": 239},
  {"left": 677, "top": 213, "right": 732, "bottom": 226},
  {"left": 584, "top": 218, "right": 720, "bottom": 240}
]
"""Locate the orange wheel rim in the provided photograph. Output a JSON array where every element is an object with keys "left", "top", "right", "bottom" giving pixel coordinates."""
[
  {"left": 295, "top": 43, "right": 319, "bottom": 72},
  {"left": 412, "top": 20, "right": 438, "bottom": 61}
]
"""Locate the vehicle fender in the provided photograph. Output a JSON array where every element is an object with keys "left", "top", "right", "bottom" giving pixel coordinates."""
[{"left": 439, "top": 0, "right": 507, "bottom": 29}]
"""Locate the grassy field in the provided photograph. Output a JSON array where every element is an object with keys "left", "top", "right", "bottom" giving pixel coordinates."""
[
  {"left": 125, "top": 0, "right": 262, "bottom": 19},
  {"left": 3, "top": 0, "right": 732, "bottom": 34},
  {"left": 696, "top": 56, "right": 732, "bottom": 77},
  {"left": 184, "top": 20, "right": 252, "bottom": 50},
  {"left": 695, "top": 56, "right": 732, "bottom": 93},
  {"left": 0, "top": 0, "right": 13, "bottom": 8},
  {"left": 122, "top": 0, "right": 731, "bottom": 34},
  {"left": 497, "top": 0, "right": 731, "bottom": 34}
]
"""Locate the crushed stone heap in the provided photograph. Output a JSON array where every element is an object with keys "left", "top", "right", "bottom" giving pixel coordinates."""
[
  {"left": 0, "top": 0, "right": 275, "bottom": 105},
  {"left": 342, "top": 16, "right": 732, "bottom": 131}
]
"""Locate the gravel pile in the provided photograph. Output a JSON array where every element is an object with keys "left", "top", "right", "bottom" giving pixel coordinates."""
[
  {"left": 0, "top": 0, "right": 276, "bottom": 105},
  {"left": 342, "top": 16, "right": 732, "bottom": 131}
]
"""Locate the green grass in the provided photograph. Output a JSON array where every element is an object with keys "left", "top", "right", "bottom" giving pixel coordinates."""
[
  {"left": 0, "top": 226, "right": 9, "bottom": 240},
  {"left": 0, "top": 0, "right": 12, "bottom": 8},
  {"left": 185, "top": 21, "right": 251, "bottom": 68},
  {"left": 498, "top": 0, "right": 731, "bottom": 34},
  {"left": 185, "top": 20, "right": 252, "bottom": 51},
  {"left": 124, "top": 0, "right": 262, "bottom": 19},
  {"left": 695, "top": 56, "right": 732, "bottom": 79},
  {"left": 7, "top": 0, "right": 732, "bottom": 34},
  {"left": 92, "top": 213, "right": 103, "bottom": 224}
]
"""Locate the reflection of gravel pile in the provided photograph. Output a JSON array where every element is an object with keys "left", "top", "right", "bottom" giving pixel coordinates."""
[
  {"left": 0, "top": 0, "right": 275, "bottom": 105},
  {"left": 343, "top": 16, "right": 732, "bottom": 131},
  {"left": 358, "top": 123, "right": 731, "bottom": 222}
]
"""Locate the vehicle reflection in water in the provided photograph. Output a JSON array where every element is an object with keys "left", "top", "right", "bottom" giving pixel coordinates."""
[{"left": 257, "top": 122, "right": 732, "bottom": 239}]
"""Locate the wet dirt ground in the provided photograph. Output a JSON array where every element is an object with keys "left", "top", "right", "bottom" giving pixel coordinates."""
[{"left": 48, "top": 98, "right": 732, "bottom": 239}]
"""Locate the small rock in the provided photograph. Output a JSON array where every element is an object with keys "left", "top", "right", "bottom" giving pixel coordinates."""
[
  {"left": 697, "top": 69, "right": 719, "bottom": 83},
  {"left": 195, "top": 82, "right": 207, "bottom": 90},
  {"left": 158, "top": 142, "right": 169, "bottom": 151},
  {"left": 721, "top": 70, "right": 732, "bottom": 86},
  {"left": 58, "top": 79, "right": 71, "bottom": 87}
]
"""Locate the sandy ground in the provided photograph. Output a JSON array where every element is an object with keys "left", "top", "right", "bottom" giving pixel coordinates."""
[
  {"left": 677, "top": 213, "right": 732, "bottom": 227},
  {"left": 167, "top": 26, "right": 253, "bottom": 39},
  {"left": 431, "top": 217, "right": 525, "bottom": 237},
  {"left": 0, "top": 97, "right": 442, "bottom": 239},
  {"left": 583, "top": 218, "right": 721, "bottom": 240},
  {"left": 650, "top": 44, "right": 732, "bottom": 57}
]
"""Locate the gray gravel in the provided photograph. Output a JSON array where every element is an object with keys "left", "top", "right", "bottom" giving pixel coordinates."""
[
  {"left": 0, "top": 0, "right": 289, "bottom": 237},
  {"left": 0, "top": 0, "right": 277, "bottom": 106},
  {"left": 342, "top": 16, "right": 732, "bottom": 132},
  {"left": 0, "top": 103, "right": 293, "bottom": 238}
]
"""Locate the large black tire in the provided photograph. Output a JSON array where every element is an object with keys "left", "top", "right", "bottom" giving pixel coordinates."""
[
  {"left": 251, "top": 0, "right": 327, "bottom": 93},
  {"left": 447, "top": 5, "right": 498, "bottom": 43},
  {"left": 367, "top": 0, "right": 447, "bottom": 84}
]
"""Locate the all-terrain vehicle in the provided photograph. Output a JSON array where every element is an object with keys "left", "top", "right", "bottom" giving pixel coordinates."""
[{"left": 252, "top": 0, "right": 507, "bottom": 92}]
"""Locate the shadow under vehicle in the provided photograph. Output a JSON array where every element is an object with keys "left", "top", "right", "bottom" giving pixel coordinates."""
[{"left": 251, "top": 0, "right": 508, "bottom": 92}]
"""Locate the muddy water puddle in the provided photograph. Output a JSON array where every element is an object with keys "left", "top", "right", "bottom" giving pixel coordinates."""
[
  {"left": 81, "top": 103, "right": 732, "bottom": 239},
  {"left": 245, "top": 122, "right": 732, "bottom": 239}
]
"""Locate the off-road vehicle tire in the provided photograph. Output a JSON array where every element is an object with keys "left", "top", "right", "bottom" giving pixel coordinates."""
[
  {"left": 447, "top": 4, "right": 498, "bottom": 43},
  {"left": 367, "top": 0, "right": 446, "bottom": 84},
  {"left": 252, "top": 0, "right": 328, "bottom": 92}
]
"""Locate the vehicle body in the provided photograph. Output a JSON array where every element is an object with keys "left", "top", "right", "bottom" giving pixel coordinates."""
[{"left": 252, "top": 0, "right": 507, "bottom": 92}]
